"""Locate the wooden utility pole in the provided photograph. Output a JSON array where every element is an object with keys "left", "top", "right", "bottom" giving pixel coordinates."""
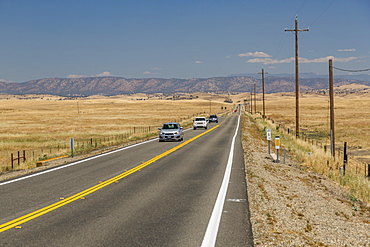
[
  {"left": 250, "top": 91, "right": 253, "bottom": 113},
  {"left": 285, "top": 16, "right": 309, "bottom": 138},
  {"left": 253, "top": 83, "right": 257, "bottom": 114},
  {"left": 258, "top": 69, "right": 268, "bottom": 118},
  {"left": 329, "top": 59, "right": 335, "bottom": 157}
]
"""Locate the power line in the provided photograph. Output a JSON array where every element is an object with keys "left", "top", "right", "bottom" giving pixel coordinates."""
[
  {"left": 308, "top": 0, "right": 336, "bottom": 28},
  {"left": 301, "top": 0, "right": 336, "bottom": 43},
  {"left": 273, "top": 0, "right": 308, "bottom": 60},
  {"left": 332, "top": 66, "right": 370, "bottom": 72}
]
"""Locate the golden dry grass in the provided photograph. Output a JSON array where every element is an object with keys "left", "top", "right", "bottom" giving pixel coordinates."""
[
  {"left": 249, "top": 113, "right": 370, "bottom": 205},
  {"left": 243, "top": 90, "right": 370, "bottom": 204},
  {"left": 247, "top": 92, "right": 370, "bottom": 153},
  {"left": 0, "top": 94, "right": 231, "bottom": 171}
]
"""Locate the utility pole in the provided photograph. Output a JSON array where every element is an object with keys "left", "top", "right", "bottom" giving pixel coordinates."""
[
  {"left": 285, "top": 16, "right": 309, "bottom": 138},
  {"left": 249, "top": 91, "right": 252, "bottom": 113},
  {"left": 258, "top": 69, "right": 268, "bottom": 118},
  {"left": 253, "top": 83, "right": 257, "bottom": 114},
  {"left": 329, "top": 59, "right": 335, "bottom": 157}
]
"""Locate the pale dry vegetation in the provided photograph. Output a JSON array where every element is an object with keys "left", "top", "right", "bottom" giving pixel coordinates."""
[
  {"left": 243, "top": 90, "right": 370, "bottom": 204},
  {"left": 0, "top": 94, "right": 231, "bottom": 171},
  {"left": 261, "top": 92, "right": 370, "bottom": 152}
]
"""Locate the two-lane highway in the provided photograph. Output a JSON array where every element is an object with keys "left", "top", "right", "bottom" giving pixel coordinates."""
[{"left": 0, "top": 114, "right": 253, "bottom": 246}]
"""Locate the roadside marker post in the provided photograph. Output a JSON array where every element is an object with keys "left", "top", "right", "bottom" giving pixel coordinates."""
[
  {"left": 275, "top": 136, "right": 280, "bottom": 163},
  {"left": 70, "top": 138, "right": 74, "bottom": 158},
  {"left": 266, "top": 129, "right": 271, "bottom": 154}
]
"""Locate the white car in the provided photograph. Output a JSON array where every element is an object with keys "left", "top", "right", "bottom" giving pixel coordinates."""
[{"left": 193, "top": 117, "right": 208, "bottom": 130}]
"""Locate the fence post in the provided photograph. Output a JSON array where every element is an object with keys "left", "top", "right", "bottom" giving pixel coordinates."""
[
  {"left": 11, "top": 153, "right": 13, "bottom": 170},
  {"left": 343, "top": 142, "right": 347, "bottom": 175},
  {"left": 283, "top": 149, "right": 286, "bottom": 164}
]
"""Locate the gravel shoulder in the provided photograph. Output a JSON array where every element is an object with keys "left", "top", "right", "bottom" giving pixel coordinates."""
[{"left": 242, "top": 115, "right": 370, "bottom": 246}]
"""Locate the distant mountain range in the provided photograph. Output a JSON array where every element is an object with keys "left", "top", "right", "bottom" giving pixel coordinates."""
[{"left": 0, "top": 75, "right": 369, "bottom": 96}]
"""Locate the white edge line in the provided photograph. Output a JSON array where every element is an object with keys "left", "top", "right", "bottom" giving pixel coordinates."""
[
  {"left": 201, "top": 115, "right": 240, "bottom": 247},
  {"left": 0, "top": 138, "right": 158, "bottom": 186},
  {"left": 0, "top": 127, "right": 195, "bottom": 186}
]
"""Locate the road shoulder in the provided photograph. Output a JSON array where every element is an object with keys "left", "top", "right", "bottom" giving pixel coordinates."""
[{"left": 242, "top": 115, "right": 370, "bottom": 246}]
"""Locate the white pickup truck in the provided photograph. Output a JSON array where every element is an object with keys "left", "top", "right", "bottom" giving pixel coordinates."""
[{"left": 193, "top": 117, "right": 208, "bottom": 130}]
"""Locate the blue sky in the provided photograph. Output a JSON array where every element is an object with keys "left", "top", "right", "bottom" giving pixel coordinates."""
[{"left": 0, "top": 0, "right": 369, "bottom": 82}]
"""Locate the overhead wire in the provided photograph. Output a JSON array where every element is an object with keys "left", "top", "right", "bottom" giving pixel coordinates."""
[
  {"left": 300, "top": 0, "right": 336, "bottom": 42},
  {"left": 273, "top": 0, "right": 340, "bottom": 65},
  {"left": 332, "top": 66, "right": 370, "bottom": 72},
  {"left": 274, "top": 0, "right": 309, "bottom": 61}
]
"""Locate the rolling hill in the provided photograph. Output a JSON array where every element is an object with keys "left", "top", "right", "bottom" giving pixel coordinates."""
[{"left": 0, "top": 76, "right": 369, "bottom": 96}]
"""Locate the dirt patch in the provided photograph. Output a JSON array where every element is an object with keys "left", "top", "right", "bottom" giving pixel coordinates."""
[{"left": 242, "top": 115, "right": 370, "bottom": 246}]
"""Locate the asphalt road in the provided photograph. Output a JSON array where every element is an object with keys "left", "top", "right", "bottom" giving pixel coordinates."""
[{"left": 0, "top": 113, "right": 254, "bottom": 247}]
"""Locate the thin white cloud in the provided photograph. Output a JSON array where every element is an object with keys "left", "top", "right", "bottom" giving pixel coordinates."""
[
  {"left": 338, "top": 49, "right": 356, "bottom": 52},
  {"left": 246, "top": 56, "right": 359, "bottom": 65},
  {"left": 143, "top": 71, "right": 152, "bottom": 75},
  {"left": 238, "top": 51, "right": 271, "bottom": 58},
  {"left": 152, "top": 67, "right": 161, "bottom": 70},
  {"left": 0, "top": 79, "right": 13, "bottom": 83},
  {"left": 67, "top": 74, "right": 87, "bottom": 78},
  {"left": 195, "top": 60, "right": 203, "bottom": 64},
  {"left": 246, "top": 57, "right": 293, "bottom": 64},
  {"left": 96, "top": 71, "right": 111, "bottom": 77},
  {"left": 68, "top": 71, "right": 113, "bottom": 78},
  {"left": 225, "top": 56, "right": 231, "bottom": 59}
]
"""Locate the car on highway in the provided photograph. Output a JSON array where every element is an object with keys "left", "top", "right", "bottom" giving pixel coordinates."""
[
  {"left": 193, "top": 117, "right": 208, "bottom": 130},
  {"left": 208, "top": 115, "right": 218, "bottom": 123},
  {"left": 158, "top": 122, "right": 184, "bottom": 142}
]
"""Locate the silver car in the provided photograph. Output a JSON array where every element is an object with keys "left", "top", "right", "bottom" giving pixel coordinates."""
[{"left": 158, "top": 122, "right": 184, "bottom": 142}]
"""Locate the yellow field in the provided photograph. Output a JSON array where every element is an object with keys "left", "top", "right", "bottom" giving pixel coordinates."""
[
  {"left": 2, "top": 90, "right": 370, "bottom": 174},
  {"left": 0, "top": 94, "right": 231, "bottom": 171},
  {"left": 241, "top": 91, "right": 370, "bottom": 161},
  {"left": 241, "top": 89, "right": 370, "bottom": 204}
]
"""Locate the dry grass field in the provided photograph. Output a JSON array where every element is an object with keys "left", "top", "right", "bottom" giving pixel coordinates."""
[
  {"left": 234, "top": 90, "right": 370, "bottom": 161},
  {"left": 0, "top": 93, "right": 232, "bottom": 171},
  {"left": 234, "top": 89, "right": 370, "bottom": 204}
]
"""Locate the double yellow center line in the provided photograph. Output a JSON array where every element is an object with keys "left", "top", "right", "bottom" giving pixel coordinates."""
[{"left": 0, "top": 125, "right": 219, "bottom": 233}]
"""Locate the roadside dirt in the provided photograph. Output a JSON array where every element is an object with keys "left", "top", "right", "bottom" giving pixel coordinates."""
[{"left": 242, "top": 115, "right": 370, "bottom": 246}]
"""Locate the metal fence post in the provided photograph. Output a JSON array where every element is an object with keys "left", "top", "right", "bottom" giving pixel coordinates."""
[{"left": 283, "top": 149, "right": 286, "bottom": 164}]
